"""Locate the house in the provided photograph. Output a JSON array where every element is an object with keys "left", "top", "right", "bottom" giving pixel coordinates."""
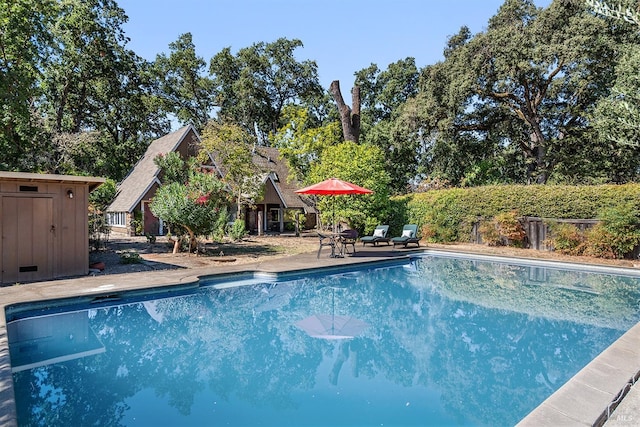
[
  {"left": 0, "top": 171, "right": 105, "bottom": 284},
  {"left": 211, "top": 146, "right": 317, "bottom": 234},
  {"left": 106, "top": 125, "right": 200, "bottom": 236},
  {"left": 108, "top": 126, "right": 316, "bottom": 236}
]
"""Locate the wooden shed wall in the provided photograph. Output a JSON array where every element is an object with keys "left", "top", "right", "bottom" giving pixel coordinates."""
[{"left": 0, "top": 180, "right": 90, "bottom": 284}]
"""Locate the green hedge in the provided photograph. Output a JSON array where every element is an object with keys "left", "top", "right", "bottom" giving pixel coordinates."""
[{"left": 394, "top": 184, "right": 640, "bottom": 243}]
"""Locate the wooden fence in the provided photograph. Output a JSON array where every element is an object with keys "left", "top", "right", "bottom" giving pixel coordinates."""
[{"left": 471, "top": 217, "right": 600, "bottom": 251}]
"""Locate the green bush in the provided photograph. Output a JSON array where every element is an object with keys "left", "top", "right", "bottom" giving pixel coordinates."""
[
  {"left": 584, "top": 204, "right": 640, "bottom": 259},
  {"left": 119, "top": 251, "right": 143, "bottom": 264},
  {"left": 229, "top": 219, "right": 247, "bottom": 241},
  {"left": 398, "top": 184, "right": 640, "bottom": 247}
]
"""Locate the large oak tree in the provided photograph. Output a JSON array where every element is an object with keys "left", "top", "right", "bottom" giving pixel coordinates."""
[
  {"left": 403, "top": 0, "right": 640, "bottom": 185},
  {"left": 209, "top": 38, "right": 323, "bottom": 144}
]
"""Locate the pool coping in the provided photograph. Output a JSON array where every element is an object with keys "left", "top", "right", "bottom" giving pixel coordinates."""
[{"left": 1, "top": 247, "right": 639, "bottom": 426}]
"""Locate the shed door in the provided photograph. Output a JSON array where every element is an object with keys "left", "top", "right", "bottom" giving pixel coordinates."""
[{"left": 1, "top": 197, "right": 54, "bottom": 283}]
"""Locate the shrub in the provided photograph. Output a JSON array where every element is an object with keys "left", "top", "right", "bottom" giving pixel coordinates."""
[
  {"left": 545, "top": 222, "right": 586, "bottom": 255},
  {"left": 420, "top": 223, "right": 437, "bottom": 242},
  {"left": 399, "top": 184, "right": 640, "bottom": 249},
  {"left": 494, "top": 211, "right": 527, "bottom": 248},
  {"left": 583, "top": 225, "right": 617, "bottom": 259},
  {"left": 229, "top": 219, "right": 247, "bottom": 241},
  {"left": 479, "top": 220, "right": 502, "bottom": 246},
  {"left": 584, "top": 204, "right": 640, "bottom": 259},
  {"left": 119, "top": 251, "right": 143, "bottom": 264}
]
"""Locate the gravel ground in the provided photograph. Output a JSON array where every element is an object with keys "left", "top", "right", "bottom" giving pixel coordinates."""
[
  {"left": 89, "top": 233, "right": 639, "bottom": 276},
  {"left": 89, "top": 233, "right": 320, "bottom": 275}
]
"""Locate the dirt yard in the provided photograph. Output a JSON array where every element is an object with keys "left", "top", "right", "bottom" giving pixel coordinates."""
[
  {"left": 89, "top": 233, "right": 640, "bottom": 276},
  {"left": 90, "top": 234, "right": 321, "bottom": 275}
]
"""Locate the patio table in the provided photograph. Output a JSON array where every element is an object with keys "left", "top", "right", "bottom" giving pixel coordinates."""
[{"left": 317, "top": 232, "right": 350, "bottom": 258}]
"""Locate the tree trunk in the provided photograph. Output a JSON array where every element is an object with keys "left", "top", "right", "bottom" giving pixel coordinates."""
[{"left": 330, "top": 80, "right": 360, "bottom": 143}]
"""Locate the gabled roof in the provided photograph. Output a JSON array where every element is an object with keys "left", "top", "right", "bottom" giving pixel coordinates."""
[
  {"left": 250, "top": 147, "right": 309, "bottom": 209},
  {"left": 107, "top": 125, "right": 198, "bottom": 213},
  {"left": 209, "top": 146, "right": 316, "bottom": 213}
]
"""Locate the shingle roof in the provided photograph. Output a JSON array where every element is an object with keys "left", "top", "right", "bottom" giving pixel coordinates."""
[
  {"left": 251, "top": 147, "right": 315, "bottom": 211},
  {"left": 107, "top": 125, "right": 197, "bottom": 213},
  {"left": 210, "top": 146, "right": 316, "bottom": 213}
]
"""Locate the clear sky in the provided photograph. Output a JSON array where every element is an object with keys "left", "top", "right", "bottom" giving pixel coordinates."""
[{"left": 117, "top": 0, "right": 551, "bottom": 91}]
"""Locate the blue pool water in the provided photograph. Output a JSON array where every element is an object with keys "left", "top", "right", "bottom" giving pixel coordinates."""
[{"left": 8, "top": 254, "right": 640, "bottom": 426}]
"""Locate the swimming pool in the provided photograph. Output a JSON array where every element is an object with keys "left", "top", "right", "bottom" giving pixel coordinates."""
[{"left": 7, "top": 254, "right": 640, "bottom": 426}]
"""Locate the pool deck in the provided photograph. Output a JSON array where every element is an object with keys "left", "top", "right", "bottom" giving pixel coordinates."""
[{"left": 0, "top": 244, "right": 639, "bottom": 427}]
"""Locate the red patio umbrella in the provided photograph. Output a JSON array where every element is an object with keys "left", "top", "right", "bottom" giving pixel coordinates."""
[
  {"left": 295, "top": 178, "right": 373, "bottom": 230},
  {"left": 295, "top": 177, "right": 373, "bottom": 196}
]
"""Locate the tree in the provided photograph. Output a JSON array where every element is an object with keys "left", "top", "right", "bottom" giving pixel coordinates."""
[
  {"left": 355, "top": 58, "right": 419, "bottom": 124},
  {"left": 198, "top": 121, "right": 261, "bottom": 218},
  {"left": 404, "top": 0, "right": 640, "bottom": 185},
  {"left": 587, "top": 46, "right": 640, "bottom": 182},
  {"left": 151, "top": 153, "right": 229, "bottom": 253},
  {"left": 586, "top": 0, "right": 640, "bottom": 25},
  {"left": 329, "top": 80, "right": 360, "bottom": 143},
  {"left": 209, "top": 38, "right": 323, "bottom": 143},
  {"left": 271, "top": 105, "right": 342, "bottom": 181},
  {"left": 354, "top": 58, "right": 420, "bottom": 193},
  {"left": 0, "top": 0, "right": 56, "bottom": 171},
  {"left": 307, "top": 141, "right": 391, "bottom": 233},
  {"left": 39, "top": 0, "right": 168, "bottom": 179},
  {"left": 153, "top": 33, "right": 215, "bottom": 131}
]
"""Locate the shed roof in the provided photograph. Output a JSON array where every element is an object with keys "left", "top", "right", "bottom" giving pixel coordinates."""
[
  {"left": 107, "top": 125, "right": 197, "bottom": 213},
  {"left": 0, "top": 171, "right": 105, "bottom": 191}
]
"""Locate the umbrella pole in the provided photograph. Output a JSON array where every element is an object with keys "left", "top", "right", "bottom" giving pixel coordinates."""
[
  {"left": 331, "top": 288, "right": 335, "bottom": 335},
  {"left": 332, "top": 197, "right": 335, "bottom": 233}
]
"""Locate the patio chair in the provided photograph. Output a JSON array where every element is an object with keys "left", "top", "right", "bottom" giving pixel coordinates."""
[
  {"left": 360, "top": 225, "right": 390, "bottom": 247},
  {"left": 391, "top": 224, "right": 420, "bottom": 248},
  {"left": 339, "top": 229, "right": 358, "bottom": 255},
  {"left": 317, "top": 232, "right": 336, "bottom": 258}
]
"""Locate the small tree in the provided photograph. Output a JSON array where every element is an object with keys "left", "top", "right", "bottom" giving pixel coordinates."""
[
  {"left": 151, "top": 155, "right": 229, "bottom": 253},
  {"left": 89, "top": 179, "right": 117, "bottom": 250},
  {"left": 199, "top": 121, "right": 262, "bottom": 219},
  {"left": 307, "top": 141, "right": 391, "bottom": 234}
]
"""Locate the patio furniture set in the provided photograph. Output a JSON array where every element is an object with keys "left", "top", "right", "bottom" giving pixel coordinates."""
[
  {"left": 295, "top": 177, "right": 420, "bottom": 259},
  {"left": 317, "top": 224, "right": 420, "bottom": 259}
]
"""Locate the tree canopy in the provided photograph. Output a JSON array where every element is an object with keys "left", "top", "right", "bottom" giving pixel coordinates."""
[
  {"left": 1, "top": 0, "right": 639, "bottom": 193},
  {"left": 198, "top": 120, "right": 262, "bottom": 218},
  {"left": 209, "top": 38, "right": 324, "bottom": 143},
  {"left": 398, "top": 0, "right": 640, "bottom": 186},
  {"left": 151, "top": 152, "right": 229, "bottom": 251},
  {"left": 307, "top": 141, "right": 391, "bottom": 233}
]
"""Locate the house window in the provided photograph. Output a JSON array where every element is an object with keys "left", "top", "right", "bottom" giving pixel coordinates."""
[
  {"left": 107, "top": 212, "right": 127, "bottom": 226},
  {"left": 270, "top": 208, "right": 280, "bottom": 222}
]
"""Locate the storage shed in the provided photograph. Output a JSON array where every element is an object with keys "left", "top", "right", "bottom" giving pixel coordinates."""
[{"left": 0, "top": 172, "right": 105, "bottom": 284}]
